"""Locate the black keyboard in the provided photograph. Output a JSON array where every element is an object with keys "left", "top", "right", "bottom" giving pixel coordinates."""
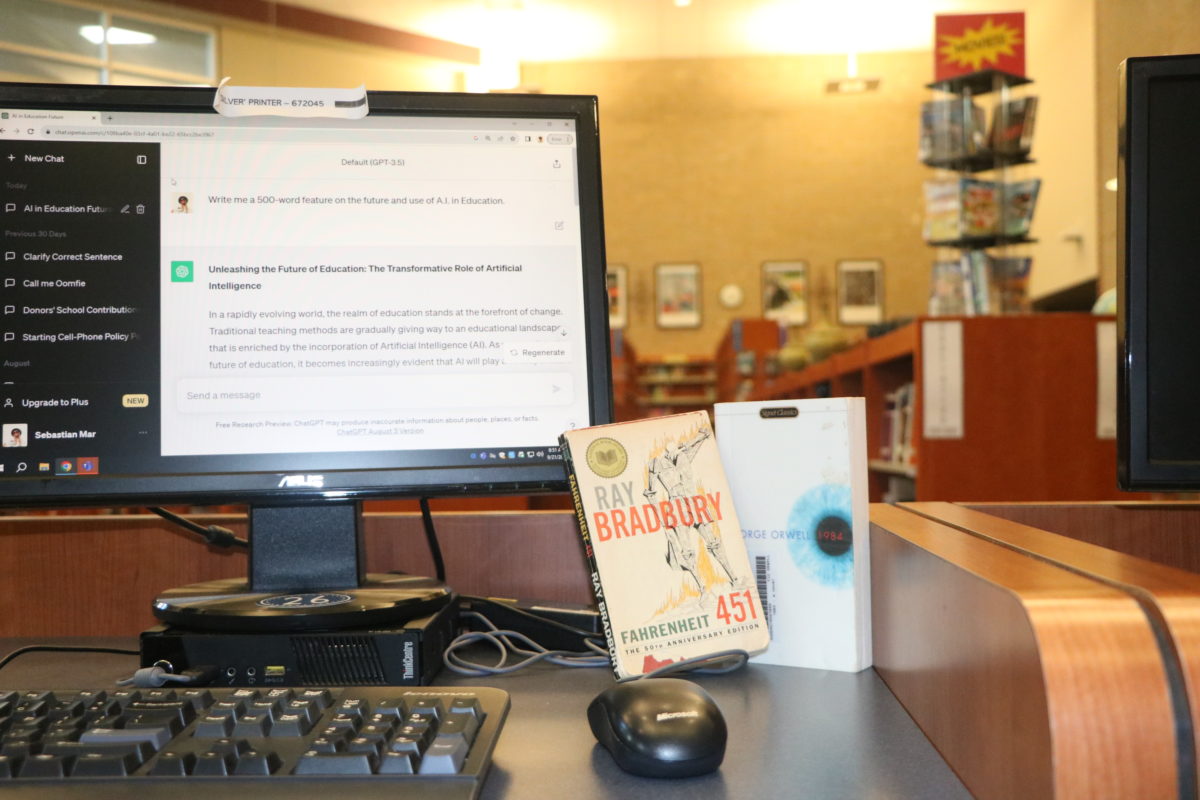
[{"left": 0, "top": 684, "right": 509, "bottom": 799}]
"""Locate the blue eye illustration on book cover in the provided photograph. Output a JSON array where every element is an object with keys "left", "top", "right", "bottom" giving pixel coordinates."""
[{"left": 787, "top": 483, "right": 854, "bottom": 588}]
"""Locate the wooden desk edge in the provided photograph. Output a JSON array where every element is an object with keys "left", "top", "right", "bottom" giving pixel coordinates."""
[{"left": 871, "top": 503, "right": 1178, "bottom": 800}]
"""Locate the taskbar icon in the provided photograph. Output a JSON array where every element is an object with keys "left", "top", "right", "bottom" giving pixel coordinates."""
[{"left": 54, "top": 457, "right": 99, "bottom": 476}]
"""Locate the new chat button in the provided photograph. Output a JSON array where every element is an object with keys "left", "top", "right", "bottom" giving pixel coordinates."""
[{"left": 122, "top": 393, "right": 150, "bottom": 408}]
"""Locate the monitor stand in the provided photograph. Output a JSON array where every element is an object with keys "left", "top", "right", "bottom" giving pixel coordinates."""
[{"left": 151, "top": 501, "right": 452, "bottom": 632}]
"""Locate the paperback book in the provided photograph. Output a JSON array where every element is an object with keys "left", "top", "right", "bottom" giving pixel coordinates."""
[
  {"left": 560, "top": 410, "right": 770, "bottom": 679},
  {"left": 714, "top": 399, "right": 872, "bottom": 672}
]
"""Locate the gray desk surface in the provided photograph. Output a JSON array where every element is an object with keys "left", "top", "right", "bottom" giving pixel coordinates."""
[{"left": 0, "top": 638, "right": 971, "bottom": 799}]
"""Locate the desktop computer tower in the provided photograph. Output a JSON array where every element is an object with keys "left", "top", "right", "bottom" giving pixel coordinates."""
[{"left": 139, "top": 599, "right": 456, "bottom": 687}]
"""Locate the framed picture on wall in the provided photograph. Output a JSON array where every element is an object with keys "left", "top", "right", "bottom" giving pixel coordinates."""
[
  {"left": 761, "top": 260, "right": 809, "bottom": 325},
  {"left": 836, "top": 259, "right": 885, "bottom": 325},
  {"left": 655, "top": 263, "right": 701, "bottom": 328},
  {"left": 606, "top": 264, "right": 627, "bottom": 329}
]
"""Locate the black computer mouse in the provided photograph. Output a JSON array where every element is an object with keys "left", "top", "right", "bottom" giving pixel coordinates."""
[{"left": 587, "top": 677, "right": 727, "bottom": 778}]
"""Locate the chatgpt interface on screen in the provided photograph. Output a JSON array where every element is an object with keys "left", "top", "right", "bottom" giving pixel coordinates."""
[{"left": 0, "top": 106, "right": 591, "bottom": 479}]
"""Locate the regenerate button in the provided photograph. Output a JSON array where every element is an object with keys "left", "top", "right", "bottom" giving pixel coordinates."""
[{"left": 122, "top": 393, "right": 150, "bottom": 408}]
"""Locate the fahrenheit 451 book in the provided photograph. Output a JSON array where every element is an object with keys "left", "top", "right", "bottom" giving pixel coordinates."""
[{"left": 560, "top": 410, "right": 770, "bottom": 679}]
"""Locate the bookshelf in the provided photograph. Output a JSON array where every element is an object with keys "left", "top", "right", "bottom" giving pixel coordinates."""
[
  {"left": 714, "top": 318, "right": 784, "bottom": 404},
  {"left": 738, "top": 314, "right": 1147, "bottom": 503},
  {"left": 609, "top": 329, "right": 639, "bottom": 422},
  {"left": 633, "top": 354, "right": 716, "bottom": 416}
]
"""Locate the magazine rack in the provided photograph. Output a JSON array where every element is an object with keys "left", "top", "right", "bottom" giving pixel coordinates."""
[{"left": 921, "top": 69, "right": 1040, "bottom": 315}]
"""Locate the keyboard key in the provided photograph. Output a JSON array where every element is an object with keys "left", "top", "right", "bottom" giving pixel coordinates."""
[
  {"left": 43, "top": 739, "right": 151, "bottom": 760},
  {"left": 410, "top": 698, "right": 444, "bottom": 719},
  {"left": 81, "top": 725, "right": 173, "bottom": 751},
  {"left": 449, "top": 697, "right": 483, "bottom": 719},
  {"left": 270, "top": 713, "right": 312, "bottom": 737},
  {"left": 419, "top": 737, "right": 470, "bottom": 774},
  {"left": 345, "top": 735, "right": 385, "bottom": 757},
  {"left": 232, "top": 711, "right": 272, "bottom": 737},
  {"left": 439, "top": 712, "right": 481, "bottom": 744},
  {"left": 377, "top": 751, "right": 419, "bottom": 774},
  {"left": 178, "top": 690, "right": 215, "bottom": 712},
  {"left": 293, "top": 751, "right": 376, "bottom": 775},
  {"left": 70, "top": 751, "right": 141, "bottom": 777},
  {"left": 372, "top": 697, "right": 407, "bottom": 718},
  {"left": 193, "top": 714, "right": 235, "bottom": 738},
  {"left": 18, "top": 753, "right": 71, "bottom": 778},
  {"left": 193, "top": 751, "right": 236, "bottom": 776},
  {"left": 207, "top": 738, "right": 251, "bottom": 758},
  {"left": 296, "top": 689, "right": 333, "bottom": 710},
  {"left": 234, "top": 749, "right": 282, "bottom": 775},
  {"left": 306, "top": 736, "right": 342, "bottom": 754},
  {"left": 149, "top": 751, "right": 196, "bottom": 776}
]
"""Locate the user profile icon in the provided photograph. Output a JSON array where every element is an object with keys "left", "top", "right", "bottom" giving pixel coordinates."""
[
  {"left": 2, "top": 423, "right": 27, "bottom": 448},
  {"left": 170, "top": 193, "right": 192, "bottom": 214}
]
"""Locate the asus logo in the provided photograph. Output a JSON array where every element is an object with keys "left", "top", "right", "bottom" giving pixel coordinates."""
[{"left": 278, "top": 474, "right": 325, "bottom": 488}]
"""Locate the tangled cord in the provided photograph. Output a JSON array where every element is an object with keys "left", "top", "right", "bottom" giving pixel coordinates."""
[{"left": 443, "top": 610, "right": 610, "bottom": 676}]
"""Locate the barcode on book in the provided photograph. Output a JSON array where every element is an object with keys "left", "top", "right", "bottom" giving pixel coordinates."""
[{"left": 755, "top": 554, "right": 772, "bottom": 634}]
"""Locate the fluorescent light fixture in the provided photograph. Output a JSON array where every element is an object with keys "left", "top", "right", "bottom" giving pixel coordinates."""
[{"left": 79, "top": 25, "right": 158, "bottom": 46}]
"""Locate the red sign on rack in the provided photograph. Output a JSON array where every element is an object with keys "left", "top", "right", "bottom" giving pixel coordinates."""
[{"left": 934, "top": 12, "right": 1025, "bottom": 82}]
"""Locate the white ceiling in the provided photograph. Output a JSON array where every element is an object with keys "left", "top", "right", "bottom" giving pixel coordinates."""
[{"left": 283, "top": 0, "right": 1014, "bottom": 62}]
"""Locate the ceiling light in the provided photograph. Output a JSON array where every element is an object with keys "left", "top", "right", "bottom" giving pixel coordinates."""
[
  {"left": 79, "top": 25, "right": 158, "bottom": 46},
  {"left": 674, "top": 0, "right": 694, "bottom": 7}
]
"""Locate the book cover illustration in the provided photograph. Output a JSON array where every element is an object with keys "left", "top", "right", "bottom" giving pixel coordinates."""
[
  {"left": 561, "top": 410, "right": 769, "bottom": 679},
  {"left": 714, "top": 399, "right": 872, "bottom": 672}
]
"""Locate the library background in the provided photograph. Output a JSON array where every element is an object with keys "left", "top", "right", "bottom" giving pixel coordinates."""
[
  {"left": 6, "top": 4, "right": 1200, "bottom": 799},
  {"left": 1, "top": 0, "right": 1179, "bottom": 511}
]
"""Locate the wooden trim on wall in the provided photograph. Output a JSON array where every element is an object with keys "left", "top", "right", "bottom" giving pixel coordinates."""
[
  {"left": 146, "top": 0, "right": 480, "bottom": 64},
  {"left": 906, "top": 500, "right": 1200, "bottom": 796},
  {"left": 871, "top": 503, "right": 1178, "bottom": 800},
  {"left": 0, "top": 511, "right": 587, "bottom": 637}
]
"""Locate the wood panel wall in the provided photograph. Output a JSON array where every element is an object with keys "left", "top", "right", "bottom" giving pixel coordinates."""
[{"left": 0, "top": 511, "right": 590, "bottom": 637}]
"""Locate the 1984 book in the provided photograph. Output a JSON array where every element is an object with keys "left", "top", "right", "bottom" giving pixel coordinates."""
[{"left": 560, "top": 410, "right": 770, "bottom": 679}]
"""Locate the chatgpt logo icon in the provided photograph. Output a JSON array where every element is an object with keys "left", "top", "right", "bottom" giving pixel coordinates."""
[{"left": 171, "top": 260, "right": 194, "bottom": 282}]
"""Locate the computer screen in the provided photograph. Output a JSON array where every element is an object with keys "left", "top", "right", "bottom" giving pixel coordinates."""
[
  {"left": 0, "top": 82, "right": 611, "bottom": 628},
  {"left": 1118, "top": 55, "right": 1200, "bottom": 490}
]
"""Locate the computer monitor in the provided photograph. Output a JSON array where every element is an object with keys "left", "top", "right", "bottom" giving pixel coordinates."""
[
  {"left": 0, "top": 82, "right": 612, "bottom": 629},
  {"left": 1118, "top": 54, "right": 1200, "bottom": 490}
]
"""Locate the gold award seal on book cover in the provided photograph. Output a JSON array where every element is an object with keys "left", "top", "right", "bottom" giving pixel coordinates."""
[{"left": 585, "top": 437, "right": 627, "bottom": 478}]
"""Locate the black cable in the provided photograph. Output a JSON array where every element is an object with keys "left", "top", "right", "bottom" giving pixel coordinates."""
[
  {"left": 419, "top": 496, "right": 447, "bottom": 583},
  {"left": 0, "top": 645, "right": 139, "bottom": 673},
  {"left": 148, "top": 506, "right": 248, "bottom": 549}
]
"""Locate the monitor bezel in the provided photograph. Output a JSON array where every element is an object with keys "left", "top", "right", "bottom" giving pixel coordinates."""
[
  {"left": 1117, "top": 54, "right": 1200, "bottom": 490},
  {"left": 0, "top": 82, "right": 613, "bottom": 508}
]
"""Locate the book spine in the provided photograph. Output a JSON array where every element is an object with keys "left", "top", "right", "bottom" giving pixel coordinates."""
[{"left": 560, "top": 435, "right": 622, "bottom": 678}]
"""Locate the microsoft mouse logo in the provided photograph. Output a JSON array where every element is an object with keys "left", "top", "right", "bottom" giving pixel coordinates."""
[{"left": 656, "top": 711, "right": 700, "bottom": 721}]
